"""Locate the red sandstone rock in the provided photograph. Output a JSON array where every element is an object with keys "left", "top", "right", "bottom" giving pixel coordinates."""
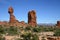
[
  {"left": 28, "top": 10, "right": 37, "bottom": 27},
  {"left": 8, "top": 7, "right": 17, "bottom": 24},
  {"left": 56, "top": 21, "right": 60, "bottom": 27},
  {"left": 0, "top": 7, "right": 37, "bottom": 27},
  {"left": 19, "top": 21, "right": 27, "bottom": 27},
  {"left": 0, "top": 21, "right": 8, "bottom": 25},
  {"left": 8, "top": 7, "right": 13, "bottom": 14},
  {"left": 8, "top": 7, "right": 27, "bottom": 27}
]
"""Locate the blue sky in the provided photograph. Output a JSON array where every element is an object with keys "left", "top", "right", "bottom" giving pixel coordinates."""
[{"left": 0, "top": 0, "right": 60, "bottom": 24}]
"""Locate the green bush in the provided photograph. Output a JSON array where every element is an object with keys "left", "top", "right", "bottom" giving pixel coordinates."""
[
  {"left": 25, "top": 26, "right": 32, "bottom": 31},
  {"left": 0, "top": 37, "right": 5, "bottom": 40},
  {"left": 7, "top": 26, "right": 18, "bottom": 35},
  {"left": 0, "top": 26, "right": 5, "bottom": 34},
  {"left": 54, "top": 28, "right": 60, "bottom": 36},
  {"left": 32, "top": 34, "right": 39, "bottom": 40},
  {"left": 43, "top": 27, "right": 54, "bottom": 32},
  {"left": 21, "top": 32, "right": 39, "bottom": 40},
  {"left": 33, "top": 27, "right": 41, "bottom": 32},
  {"left": 21, "top": 33, "right": 32, "bottom": 40}
]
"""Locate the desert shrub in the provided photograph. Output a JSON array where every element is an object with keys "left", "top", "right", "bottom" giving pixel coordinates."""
[
  {"left": 21, "top": 32, "right": 32, "bottom": 40},
  {"left": 32, "top": 34, "right": 39, "bottom": 40},
  {"left": 54, "top": 28, "right": 60, "bottom": 36},
  {"left": 43, "top": 27, "right": 54, "bottom": 32},
  {"left": 21, "top": 32, "right": 39, "bottom": 40},
  {"left": 0, "top": 37, "right": 5, "bottom": 40},
  {"left": 25, "top": 26, "right": 32, "bottom": 31},
  {"left": 7, "top": 26, "right": 18, "bottom": 35},
  {"left": 33, "top": 27, "right": 41, "bottom": 32},
  {"left": 0, "top": 26, "right": 5, "bottom": 34}
]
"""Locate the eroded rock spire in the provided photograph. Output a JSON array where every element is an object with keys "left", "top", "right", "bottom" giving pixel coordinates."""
[{"left": 28, "top": 10, "right": 37, "bottom": 27}]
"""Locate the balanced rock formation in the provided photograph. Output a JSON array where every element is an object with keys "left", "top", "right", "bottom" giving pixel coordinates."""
[
  {"left": 56, "top": 21, "right": 60, "bottom": 27},
  {"left": 28, "top": 10, "right": 37, "bottom": 27},
  {"left": 8, "top": 7, "right": 18, "bottom": 24},
  {"left": 8, "top": 7, "right": 27, "bottom": 27},
  {"left": 8, "top": 7, "right": 18, "bottom": 26}
]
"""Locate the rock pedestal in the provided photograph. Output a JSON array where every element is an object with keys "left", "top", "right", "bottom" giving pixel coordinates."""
[{"left": 28, "top": 10, "right": 37, "bottom": 27}]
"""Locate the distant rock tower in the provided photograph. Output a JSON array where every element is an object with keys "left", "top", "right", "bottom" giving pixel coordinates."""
[
  {"left": 56, "top": 21, "right": 60, "bottom": 27},
  {"left": 28, "top": 10, "right": 37, "bottom": 27},
  {"left": 8, "top": 7, "right": 17, "bottom": 25}
]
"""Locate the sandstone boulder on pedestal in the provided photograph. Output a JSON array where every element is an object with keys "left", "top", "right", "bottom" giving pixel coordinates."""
[
  {"left": 8, "top": 7, "right": 27, "bottom": 27},
  {"left": 8, "top": 7, "right": 19, "bottom": 26},
  {"left": 28, "top": 10, "right": 37, "bottom": 27}
]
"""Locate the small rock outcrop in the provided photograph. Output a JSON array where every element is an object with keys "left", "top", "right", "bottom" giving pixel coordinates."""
[
  {"left": 28, "top": 10, "right": 37, "bottom": 27},
  {"left": 0, "top": 21, "right": 8, "bottom": 25},
  {"left": 56, "top": 21, "right": 60, "bottom": 27}
]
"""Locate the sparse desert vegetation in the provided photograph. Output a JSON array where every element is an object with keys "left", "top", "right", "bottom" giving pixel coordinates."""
[{"left": 0, "top": 25, "right": 60, "bottom": 40}]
